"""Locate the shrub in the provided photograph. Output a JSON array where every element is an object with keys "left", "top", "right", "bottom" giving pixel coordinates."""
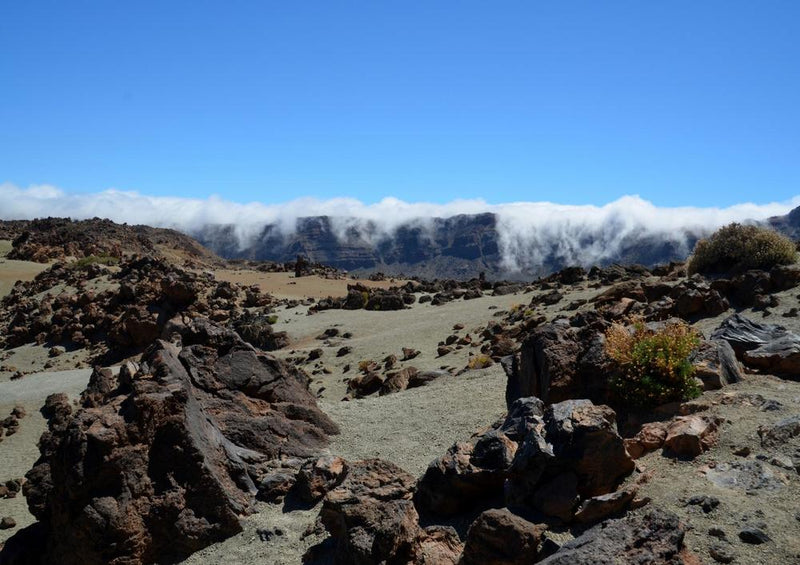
[
  {"left": 605, "top": 318, "right": 700, "bottom": 409},
  {"left": 687, "top": 223, "right": 796, "bottom": 275},
  {"left": 467, "top": 354, "right": 494, "bottom": 370},
  {"left": 71, "top": 254, "right": 120, "bottom": 269},
  {"left": 233, "top": 313, "right": 287, "bottom": 351}
]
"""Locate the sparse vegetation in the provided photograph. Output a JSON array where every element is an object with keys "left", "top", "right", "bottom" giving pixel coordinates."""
[
  {"left": 71, "top": 253, "right": 120, "bottom": 269},
  {"left": 605, "top": 318, "right": 701, "bottom": 409},
  {"left": 687, "top": 223, "right": 796, "bottom": 275},
  {"left": 233, "top": 313, "right": 287, "bottom": 351},
  {"left": 467, "top": 354, "right": 494, "bottom": 370},
  {"left": 358, "top": 359, "right": 377, "bottom": 373}
]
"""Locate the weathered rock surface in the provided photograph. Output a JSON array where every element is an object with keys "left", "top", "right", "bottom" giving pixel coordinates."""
[
  {"left": 460, "top": 508, "right": 543, "bottom": 565},
  {"left": 417, "top": 398, "right": 634, "bottom": 524},
  {"left": 318, "top": 459, "right": 421, "bottom": 565},
  {"left": 690, "top": 340, "right": 742, "bottom": 390},
  {"left": 537, "top": 509, "right": 687, "bottom": 564},
  {"left": 742, "top": 335, "right": 800, "bottom": 377},
  {"left": 664, "top": 415, "right": 722, "bottom": 458},
  {"left": 4, "top": 320, "right": 337, "bottom": 565},
  {"left": 711, "top": 314, "right": 791, "bottom": 358}
]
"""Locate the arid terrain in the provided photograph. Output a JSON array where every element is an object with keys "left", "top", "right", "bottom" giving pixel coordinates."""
[{"left": 2, "top": 221, "right": 800, "bottom": 565}]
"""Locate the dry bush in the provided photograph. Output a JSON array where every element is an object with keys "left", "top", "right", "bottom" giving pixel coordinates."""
[
  {"left": 605, "top": 318, "right": 700, "bottom": 409},
  {"left": 467, "top": 354, "right": 494, "bottom": 370},
  {"left": 687, "top": 223, "right": 796, "bottom": 275}
]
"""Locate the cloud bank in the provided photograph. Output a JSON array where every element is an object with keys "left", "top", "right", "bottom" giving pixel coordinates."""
[{"left": 1, "top": 182, "right": 798, "bottom": 272}]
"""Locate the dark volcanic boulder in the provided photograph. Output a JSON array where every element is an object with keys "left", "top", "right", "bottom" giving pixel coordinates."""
[
  {"left": 742, "top": 335, "right": 800, "bottom": 377},
  {"left": 690, "top": 339, "right": 742, "bottom": 390},
  {"left": 9, "top": 320, "right": 337, "bottom": 565},
  {"left": 318, "top": 459, "right": 421, "bottom": 565},
  {"left": 710, "top": 313, "right": 790, "bottom": 357},
  {"left": 460, "top": 508, "right": 544, "bottom": 565},
  {"left": 538, "top": 509, "right": 687, "bottom": 564},
  {"left": 511, "top": 320, "right": 581, "bottom": 405},
  {"left": 711, "top": 313, "right": 800, "bottom": 376},
  {"left": 417, "top": 398, "right": 634, "bottom": 524},
  {"left": 507, "top": 321, "right": 612, "bottom": 407}
]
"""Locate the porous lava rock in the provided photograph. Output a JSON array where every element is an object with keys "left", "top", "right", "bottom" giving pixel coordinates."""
[{"left": 4, "top": 319, "right": 337, "bottom": 565}]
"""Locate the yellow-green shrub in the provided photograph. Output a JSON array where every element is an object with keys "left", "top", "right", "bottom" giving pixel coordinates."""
[
  {"left": 687, "top": 223, "right": 796, "bottom": 275},
  {"left": 467, "top": 354, "right": 493, "bottom": 370},
  {"left": 605, "top": 319, "right": 700, "bottom": 409}
]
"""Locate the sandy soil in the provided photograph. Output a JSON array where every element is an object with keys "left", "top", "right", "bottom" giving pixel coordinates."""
[
  {"left": 215, "top": 269, "right": 406, "bottom": 300},
  {"left": 0, "top": 368, "right": 94, "bottom": 544},
  {"left": 4, "top": 261, "right": 800, "bottom": 565},
  {"left": 0, "top": 241, "right": 49, "bottom": 299}
]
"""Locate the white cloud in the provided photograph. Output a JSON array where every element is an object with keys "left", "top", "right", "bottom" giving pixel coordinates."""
[{"left": 1, "top": 182, "right": 798, "bottom": 272}]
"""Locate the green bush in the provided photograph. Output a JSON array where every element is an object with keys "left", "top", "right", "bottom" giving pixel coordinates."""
[
  {"left": 687, "top": 223, "right": 796, "bottom": 275},
  {"left": 605, "top": 319, "right": 700, "bottom": 409},
  {"left": 71, "top": 254, "right": 120, "bottom": 269}
]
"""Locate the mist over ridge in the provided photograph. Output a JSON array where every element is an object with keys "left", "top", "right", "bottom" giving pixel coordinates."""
[{"left": 2, "top": 182, "right": 798, "bottom": 277}]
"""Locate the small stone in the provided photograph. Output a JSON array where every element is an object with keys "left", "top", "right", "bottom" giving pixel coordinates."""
[
  {"left": 739, "top": 527, "right": 770, "bottom": 544},
  {"left": 732, "top": 445, "right": 751, "bottom": 457},
  {"left": 709, "top": 541, "right": 735, "bottom": 563},
  {"left": 686, "top": 494, "right": 720, "bottom": 513},
  {"left": 0, "top": 516, "right": 16, "bottom": 529},
  {"left": 760, "top": 399, "right": 783, "bottom": 412},
  {"left": 708, "top": 526, "right": 727, "bottom": 540}
]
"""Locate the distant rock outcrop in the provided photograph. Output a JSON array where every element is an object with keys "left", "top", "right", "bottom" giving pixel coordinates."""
[{"left": 195, "top": 213, "right": 706, "bottom": 280}]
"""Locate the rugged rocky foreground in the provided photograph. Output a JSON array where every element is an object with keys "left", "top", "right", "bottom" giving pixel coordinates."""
[{"left": 3, "top": 220, "right": 800, "bottom": 564}]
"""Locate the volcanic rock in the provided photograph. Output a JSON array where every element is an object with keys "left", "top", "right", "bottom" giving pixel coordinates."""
[
  {"left": 10, "top": 319, "right": 337, "bottom": 565},
  {"left": 318, "top": 459, "right": 420, "bottom": 564},
  {"left": 460, "top": 508, "right": 544, "bottom": 565},
  {"left": 664, "top": 415, "right": 721, "bottom": 458},
  {"left": 537, "top": 509, "right": 687, "bottom": 564}
]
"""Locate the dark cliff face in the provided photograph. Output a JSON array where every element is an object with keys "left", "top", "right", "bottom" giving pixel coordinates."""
[
  {"left": 768, "top": 205, "right": 800, "bottom": 240},
  {"left": 195, "top": 213, "right": 505, "bottom": 278},
  {"left": 194, "top": 211, "right": 721, "bottom": 280}
]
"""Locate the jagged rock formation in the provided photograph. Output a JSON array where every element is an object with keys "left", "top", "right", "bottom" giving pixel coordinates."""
[
  {"left": 0, "top": 256, "right": 282, "bottom": 361},
  {"left": 2, "top": 319, "right": 337, "bottom": 565}
]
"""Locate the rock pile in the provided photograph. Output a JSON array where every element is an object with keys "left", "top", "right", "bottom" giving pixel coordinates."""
[{"left": 0, "top": 256, "right": 284, "bottom": 361}]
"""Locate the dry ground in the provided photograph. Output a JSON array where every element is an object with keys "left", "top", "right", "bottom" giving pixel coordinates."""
[
  {"left": 215, "top": 269, "right": 404, "bottom": 300},
  {"left": 3, "top": 255, "right": 800, "bottom": 564}
]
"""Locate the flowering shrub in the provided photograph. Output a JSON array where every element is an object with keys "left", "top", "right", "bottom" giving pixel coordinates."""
[{"left": 605, "top": 318, "right": 700, "bottom": 409}]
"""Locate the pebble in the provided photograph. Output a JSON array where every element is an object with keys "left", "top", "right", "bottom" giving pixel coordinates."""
[
  {"left": 686, "top": 494, "right": 720, "bottom": 513},
  {"left": 708, "top": 526, "right": 727, "bottom": 540},
  {"left": 709, "top": 541, "right": 735, "bottom": 563},
  {"left": 0, "top": 516, "right": 16, "bottom": 529},
  {"left": 739, "top": 527, "right": 770, "bottom": 544}
]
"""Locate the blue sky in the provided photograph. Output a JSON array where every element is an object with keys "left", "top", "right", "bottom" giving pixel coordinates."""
[{"left": 1, "top": 1, "right": 799, "bottom": 208}]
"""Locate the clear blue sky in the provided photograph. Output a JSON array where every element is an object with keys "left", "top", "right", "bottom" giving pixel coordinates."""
[{"left": 1, "top": 1, "right": 799, "bottom": 207}]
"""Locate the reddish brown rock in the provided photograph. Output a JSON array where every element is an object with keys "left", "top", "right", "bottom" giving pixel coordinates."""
[
  {"left": 573, "top": 485, "right": 639, "bottom": 524},
  {"left": 380, "top": 367, "right": 418, "bottom": 396},
  {"left": 461, "top": 508, "right": 544, "bottom": 565},
  {"left": 294, "top": 456, "right": 349, "bottom": 504},
  {"left": 664, "top": 415, "right": 721, "bottom": 458},
  {"left": 8, "top": 320, "right": 337, "bottom": 565},
  {"left": 624, "top": 421, "right": 669, "bottom": 459},
  {"left": 416, "top": 526, "right": 463, "bottom": 565},
  {"left": 318, "top": 459, "right": 421, "bottom": 565}
]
